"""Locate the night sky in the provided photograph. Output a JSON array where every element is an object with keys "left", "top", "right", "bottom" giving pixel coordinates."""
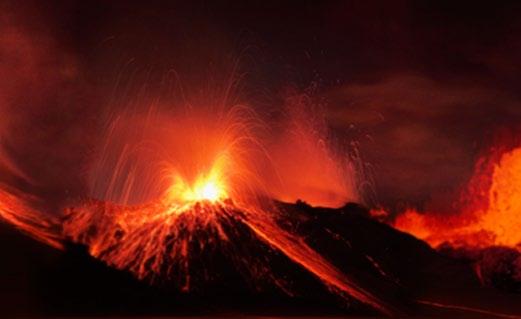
[{"left": 3, "top": 0, "right": 521, "bottom": 210}]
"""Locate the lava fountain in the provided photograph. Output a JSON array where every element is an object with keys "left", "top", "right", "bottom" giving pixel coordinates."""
[{"left": 393, "top": 144, "right": 521, "bottom": 250}]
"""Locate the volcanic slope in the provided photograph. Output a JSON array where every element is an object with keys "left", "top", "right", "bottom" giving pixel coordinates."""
[{"left": 1, "top": 200, "right": 521, "bottom": 317}]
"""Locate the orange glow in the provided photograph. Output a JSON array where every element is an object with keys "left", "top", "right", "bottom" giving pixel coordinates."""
[
  {"left": 165, "top": 157, "right": 229, "bottom": 205},
  {"left": 266, "top": 91, "right": 358, "bottom": 208},
  {"left": 393, "top": 146, "right": 521, "bottom": 250},
  {"left": 482, "top": 147, "right": 521, "bottom": 247}
]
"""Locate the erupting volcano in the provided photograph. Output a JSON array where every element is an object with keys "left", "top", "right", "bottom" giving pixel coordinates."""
[
  {"left": 4, "top": 1, "right": 521, "bottom": 317},
  {"left": 60, "top": 105, "right": 390, "bottom": 315},
  {"left": 3, "top": 96, "right": 521, "bottom": 317},
  {"left": 0, "top": 98, "right": 396, "bottom": 316}
]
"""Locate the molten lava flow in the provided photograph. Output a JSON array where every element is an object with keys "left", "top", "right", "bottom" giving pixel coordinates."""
[
  {"left": 393, "top": 146, "right": 521, "bottom": 251},
  {"left": 61, "top": 197, "right": 393, "bottom": 315},
  {"left": 242, "top": 214, "right": 394, "bottom": 315}
]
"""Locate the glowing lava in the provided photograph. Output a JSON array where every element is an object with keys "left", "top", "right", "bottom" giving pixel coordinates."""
[
  {"left": 393, "top": 145, "right": 521, "bottom": 250},
  {"left": 482, "top": 147, "right": 521, "bottom": 247},
  {"left": 166, "top": 158, "right": 229, "bottom": 205}
]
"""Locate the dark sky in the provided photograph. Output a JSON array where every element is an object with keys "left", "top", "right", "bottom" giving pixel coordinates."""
[{"left": 3, "top": 0, "right": 521, "bottom": 210}]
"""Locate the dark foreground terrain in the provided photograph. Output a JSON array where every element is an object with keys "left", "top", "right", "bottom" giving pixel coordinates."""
[{"left": 1, "top": 201, "right": 520, "bottom": 318}]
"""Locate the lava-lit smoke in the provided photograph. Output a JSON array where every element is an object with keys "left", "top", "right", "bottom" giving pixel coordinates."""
[
  {"left": 0, "top": 5, "right": 88, "bottom": 204},
  {"left": 266, "top": 90, "right": 358, "bottom": 208},
  {"left": 393, "top": 145, "right": 521, "bottom": 250}
]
